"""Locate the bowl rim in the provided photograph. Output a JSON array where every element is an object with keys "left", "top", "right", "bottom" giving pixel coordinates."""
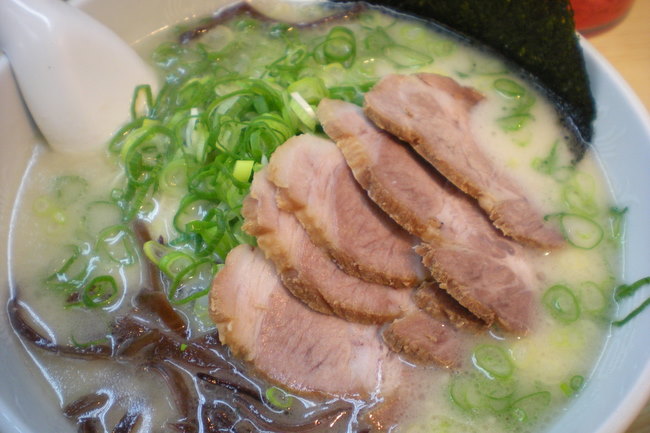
[{"left": 1, "top": 2, "right": 650, "bottom": 433}]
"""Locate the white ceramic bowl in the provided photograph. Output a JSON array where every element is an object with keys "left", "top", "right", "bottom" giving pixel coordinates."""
[{"left": 1, "top": 1, "right": 649, "bottom": 432}]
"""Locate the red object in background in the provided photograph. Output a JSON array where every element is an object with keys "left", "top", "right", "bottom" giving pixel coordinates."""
[{"left": 571, "top": 0, "right": 635, "bottom": 35}]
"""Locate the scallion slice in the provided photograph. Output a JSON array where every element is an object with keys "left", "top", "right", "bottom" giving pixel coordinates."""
[
  {"left": 497, "top": 113, "right": 534, "bottom": 132},
  {"left": 81, "top": 275, "right": 119, "bottom": 308},
  {"left": 608, "top": 206, "right": 628, "bottom": 242},
  {"left": 472, "top": 345, "right": 514, "bottom": 379},
  {"left": 159, "top": 251, "right": 196, "bottom": 278},
  {"left": 384, "top": 44, "right": 432, "bottom": 67},
  {"left": 545, "top": 212, "right": 604, "bottom": 249},
  {"left": 95, "top": 225, "right": 138, "bottom": 266},
  {"left": 54, "top": 175, "right": 88, "bottom": 205},
  {"left": 493, "top": 78, "right": 526, "bottom": 99},
  {"left": 543, "top": 285, "right": 580, "bottom": 323},
  {"left": 265, "top": 386, "right": 294, "bottom": 410},
  {"left": 612, "top": 276, "right": 650, "bottom": 326},
  {"left": 168, "top": 259, "right": 215, "bottom": 305},
  {"left": 510, "top": 391, "right": 551, "bottom": 423},
  {"left": 232, "top": 160, "right": 255, "bottom": 183}
]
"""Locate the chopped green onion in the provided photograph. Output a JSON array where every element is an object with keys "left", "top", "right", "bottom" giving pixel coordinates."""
[
  {"left": 173, "top": 196, "right": 215, "bottom": 234},
  {"left": 449, "top": 374, "right": 482, "bottom": 411},
  {"left": 476, "top": 376, "right": 516, "bottom": 401},
  {"left": 532, "top": 140, "right": 562, "bottom": 177},
  {"left": 562, "top": 184, "right": 598, "bottom": 216},
  {"left": 383, "top": 44, "right": 433, "bottom": 67},
  {"left": 159, "top": 251, "right": 196, "bottom": 278},
  {"left": 364, "top": 27, "right": 392, "bottom": 52},
  {"left": 472, "top": 345, "right": 514, "bottom": 379},
  {"left": 232, "top": 160, "right": 255, "bottom": 183},
  {"left": 45, "top": 245, "right": 89, "bottom": 292},
  {"left": 32, "top": 196, "right": 52, "bottom": 215},
  {"left": 81, "top": 275, "right": 119, "bottom": 308},
  {"left": 168, "top": 259, "right": 215, "bottom": 305},
  {"left": 543, "top": 284, "right": 580, "bottom": 323},
  {"left": 608, "top": 206, "right": 628, "bottom": 242},
  {"left": 612, "top": 276, "right": 650, "bottom": 326},
  {"left": 314, "top": 26, "right": 356, "bottom": 68},
  {"left": 510, "top": 391, "right": 551, "bottom": 423},
  {"left": 95, "top": 225, "right": 138, "bottom": 266},
  {"left": 560, "top": 374, "right": 585, "bottom": 396},
  {"left": 497, "top": 113, "right": 533, "bottom": 132},
  {"left": 53, "top": 175, "right": 88, "bottom": 205},
  {"left": 614, "top": 276, "right": 650, "bottom": 301},
  {"left": 493, "top": 78, "right": 526, "bottom": 99},
  {"left": 613, "top": 297, "right": 650, "bottom": 327},
  {"left": 113, "top": 179, "right": 156, "bottom": 221},
  {"left": 328, "top": 85, "right": 365, "bottom": 106},
  {"left": 289, "top": 92, "right": 317, "bottom": 131},
  {"left": 570, "top": 375, "right": 585, "bottom": 390},
  {"left": 544, "top": 212, "right": 604, "bottom": 249},
  {"left": 286, "top": 77, "right": 328, "bottom": 105},
  {"left": 123, "top": 125, "right": 176, "bottom": 186},
  {"left": 358, "top": 9, "right": 396, "bottom": 29},
  {"left": 143, "top": 240, "right": 176, "bottom": 266},
  {"left": 160, "top": 158, "right": 189, "bottom": 193},
  {"left": 131, "top": 84, "right": 154, "bottom": 120},
  {"left": 450, "top": 373, "right": 515, "bottom": 413},
  {"left": 83, "top": 201, "right": 123, "bottom": 236},
  {"left": 324, "top": 37, "right": 354, "bottom": 62},
  {"left": 511, "top": 92, "right": 537, "bottom": 114},
  {"left": 428, "top": 38, "right": 456, "bottom": 57},
  {"left": 113, "top": 118, "right": 154, "bottom": 157},
  {"left": 576, "top": 281, "right": 607, "bottom": 314},
  {"left": 265, "top": 386, "right": 294, "bottom": 410},
  {"left": 187, "top": 168, "right": 222, "bottom": 201},
  {"left": 561, "top": 171, "right": 598, "bottom": 215},
  {"left": 70, "top": 335, "right": 109, "bottom": 348}
]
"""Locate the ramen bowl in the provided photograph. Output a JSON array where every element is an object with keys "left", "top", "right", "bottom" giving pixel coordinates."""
[{"left": 1, "top": 0, "right": 649, "bottom": 432}]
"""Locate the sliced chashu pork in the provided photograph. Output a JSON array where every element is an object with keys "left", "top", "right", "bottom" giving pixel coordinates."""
[
  {"left": 209, "top": 244, "right": 405, "bottom": 399},
  {"left": 242, "top": 167, "right": 410, "bottom": 324},
  {"left": 318, "top": 98, "right": 536, "bottom": 333},
  {"left": 364, "top": 73, "right": 564, "bottom": 250},
  {"left": 413, "top": 282, "right": 486, "bottom": 331},
  {"left": 267, "top": 134, "right": 427, "bottom": 288},
  {"left": 382, "top": 310, "right": 466, "bottom": 368},
  {"left": 417, "top": 244, "right": 533, "bottom": 334},
  {"left": 242, "top": 169, "right": 475, "bottom": 363},
  {"left": 318, "top": 98, "right": 524, "bottom": 253}
]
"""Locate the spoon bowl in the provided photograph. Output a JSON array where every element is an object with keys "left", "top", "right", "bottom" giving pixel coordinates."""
[{"left": 0, "top": 0, "right": 158, "bottom": 153}]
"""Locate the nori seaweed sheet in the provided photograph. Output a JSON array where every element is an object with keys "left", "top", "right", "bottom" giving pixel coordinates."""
[{"left": 334, "top": 0, "right": 595, "bottom": 160}]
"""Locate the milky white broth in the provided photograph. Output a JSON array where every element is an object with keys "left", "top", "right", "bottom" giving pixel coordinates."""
[{"left": 8, "top": 4, "right": 620, "bottom": 433}]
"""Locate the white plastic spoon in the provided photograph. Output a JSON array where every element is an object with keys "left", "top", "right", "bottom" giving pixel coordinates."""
[{"left": 0, "top": 0, "right": 158, "bottom": 153}]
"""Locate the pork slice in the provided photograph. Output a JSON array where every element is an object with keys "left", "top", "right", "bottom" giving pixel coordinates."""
[
  {"left": 317, "top": 98, "right": 537, "bottom": 333},
  {"left": 416, "top": 243, "right": 534, "bottom": 334},
  {"left": 267, "top": 134, "right": 427, "bottom": 288},
  {"left": 242, "top": 167, "right": 410, "bottom": 324},
  {"left": 318, "top": 98, "right": 444, "bottom": 243},
  {"left": 413, "top": 282, "right": 486, "bottom": 331},
  {"left": 382, "top": 310, "right": 466, "bottom": 368},
  {"left": 209, "top": 245, "right": 404, "bottom": 399},
  {"left": 364, "top": 73, "right": 564, "bottom": 250},
  {"left": 318, "top": 98, "right": 527, "bottom": 257}
]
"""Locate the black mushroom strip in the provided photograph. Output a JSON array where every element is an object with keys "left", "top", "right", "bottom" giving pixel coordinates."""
[{"left": 8, "top": 221, "right": 356, "bottom": 433}]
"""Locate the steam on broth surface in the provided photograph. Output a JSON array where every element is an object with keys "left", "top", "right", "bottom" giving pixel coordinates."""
[{"left": 8, "top": 3, "right": 621, "bottom": 433}]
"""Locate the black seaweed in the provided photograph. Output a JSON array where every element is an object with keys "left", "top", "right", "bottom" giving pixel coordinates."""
[{"left": 334, "top": 0, "right": 595, "bottom": 160}]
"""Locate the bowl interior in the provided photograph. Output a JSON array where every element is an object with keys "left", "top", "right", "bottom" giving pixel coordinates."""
[{"left": 1, "top": 1, "right": 649, "bottom": 432}]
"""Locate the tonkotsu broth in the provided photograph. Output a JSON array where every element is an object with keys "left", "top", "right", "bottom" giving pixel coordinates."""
[{"left": 8, "top": 3, "right": 621, "bottom": 433}]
